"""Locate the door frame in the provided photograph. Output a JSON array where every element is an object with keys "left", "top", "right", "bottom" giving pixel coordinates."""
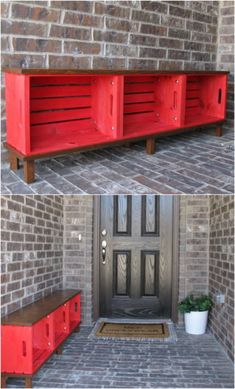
[{"left": 93, "top": 195, "right": 179, "bottom": 323}]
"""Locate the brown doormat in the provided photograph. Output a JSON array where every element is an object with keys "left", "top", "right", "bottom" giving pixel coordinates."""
[{"left": 96, "top": 322, "right": 169, "bottom": 339}]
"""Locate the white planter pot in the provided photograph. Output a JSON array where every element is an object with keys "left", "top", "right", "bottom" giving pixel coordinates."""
[{"left": 184, "top": 311, "right": 208, "bottom": 335}]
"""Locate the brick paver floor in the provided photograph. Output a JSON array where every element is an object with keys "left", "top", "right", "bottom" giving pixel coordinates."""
[
  {"left": 7, "top": 326, "right": 234, "bottom": 388},
  {"left": 1, "top": 129, "right": 234, "bottom": 194}
]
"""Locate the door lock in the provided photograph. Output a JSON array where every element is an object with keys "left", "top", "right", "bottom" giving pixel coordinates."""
[{"left": 101, "top": 240, "right": 107, "bottom": 248}]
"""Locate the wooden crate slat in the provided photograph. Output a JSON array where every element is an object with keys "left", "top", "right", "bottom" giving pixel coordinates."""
[
  {"left": 185, "top": 99, "right": 200, "bottom": 108},
  {"left": 30, "top": 75, "right": 94, "bottom": 86},
  {"left": 186, "top": 90, "right": 201, "bottom": 99},
  {"left": 31, "top": 118, "right": 94, "bottom": 137},
  {"left": 30, "top": 85, "right": 92, "bottom": 99},
  {"left": 124, "top": 75, "right": 156, "bottom": 83},
  {"left": 31, "top": 107, "right": 92, "bottom": 125},
  {"left": 31, "top": 96, "right": 91, "bottom": 111},
  {"left": 124, "top": 102, "right": 155, "bottom": 114},
  {"left": 124, "top": 82, "right": 155, "bottom": 94},
  {"left": 124, "top": 92, "right": 155, "bottom": 104},
  {"left": 124, "top": 111, "right": 156, "bottom": 125}
]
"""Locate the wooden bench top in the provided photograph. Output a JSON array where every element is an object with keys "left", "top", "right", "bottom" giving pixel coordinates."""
[
  {"left": 1, "top": 289, "right": 81, "bottom": 326},
  {"left": 3, "top": 68, "right": 229, "bottom": 75}
]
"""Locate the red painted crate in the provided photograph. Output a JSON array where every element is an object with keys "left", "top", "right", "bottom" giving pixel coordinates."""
[
  {"left": 53, "top": 304, "right": 70, "bottom": 349},
  {"left": 4, "top": 69, "right": 228, "bottom": 183}
]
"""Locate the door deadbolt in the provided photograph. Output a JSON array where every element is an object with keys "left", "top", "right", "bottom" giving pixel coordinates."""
[{"left": 101, "top": 229, "right": 107, "bottom": 236}]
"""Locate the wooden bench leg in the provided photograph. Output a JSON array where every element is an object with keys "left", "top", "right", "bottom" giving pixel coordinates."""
[
  {"left": 23, "top": 160, "right": 35, "bottom": 184},
  {"left": 9, "top": 151, "right": 20, "bottom": 171},
  {"left": 215, "top": 125, "right": 222, "bottom": 137},
  {"left": 25, "top": 376, "right": 32, "bottom": 388},
  {"left": 146, "top": 137, "right": 155, "bottom": 155},
  {"left": 55, "top": 346, "right": 63, "bottom": 355},
  {"left": 1, "top": 374, "right": 7, "bottom": 388},
  {"left": 74, "top": 324, "right": 80, "bottom": 333}
]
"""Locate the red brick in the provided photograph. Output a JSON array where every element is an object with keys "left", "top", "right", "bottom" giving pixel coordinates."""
[
  {"left": 64, "top": 41, "right": 101, "bottom": 55},
  {"left": 132, "top": 10, "right": 160, "bottom": 24},
  {"left": 11, "top": 3, "right": 60, "bottom": 23},
  {"left": 64, "top": 12, "right": 103, "bottom": 28},
  {"left": 186, "top": 20, "right": 207, "bottom": 32},
  {"left": 141, "top": 1, "right": 168, "bottom": 14},
  {"left": 48, "top": 55, "right": 90, "bottom": 68},
  {"left": 51, "top": 1, "right": 92, "bottom": 12},
  {"left": 1, "top": 53, "right": 47, "bottom": 68},
  {"left": 130, "top": 34, "right": 157, "bottom": 47},
  {"left": 139, "top": 47, "right": 166, "bottom": 59},
  {"left": 106, "top": 18, "right": 137, "bottom": 32},
  {"left": 1, "top": 19, "right": 48, "bottom": 37},
  {"left": 169, "top": 5, "right": 192, "bottom": 18},
  {"left": 168, "top": 28, "right": 190, "bottom": 40},
  {"left": 94, "top": 30, "right": 128, "bottom": 44},
  {"left": 193, "top": 11, "right": 213, "bottom": 24},
  {"left": 50, "top": 25, "right": 91, "bottom": 40},
  {"left": 140, "top": 24, "right": 167, "bottom": 36},
  {"left": 1, "top": 2, "right": 10, "bottom": 18},
  {"left": 12, "top": 38, "right": 61, "bottom": 53},
  {"left": 95, "top": 3, "right": 130, "bottom": 19},
  {"left": 159, "top": 38, "right": 183, "bottom": 49},
  {"left": 161, "top": 15, "right": 185, "bottom": 29},
  {"left": 168, "top": 50, "right": 190, "bottom": 60},
  {"left": 1, "top": 36, "right": 10, "bottom": 52},
  {"left": 106, "top": 44, "right": 138, "bottom": 57},
  {"left": 128, "top": 59, "right": 158, "bottom": 70},
  {"left": 221, "top": 6, "right": 235, "bottom": 16},
  {"left": 93, "top": 57, "right": 126, "bottom": 69}
]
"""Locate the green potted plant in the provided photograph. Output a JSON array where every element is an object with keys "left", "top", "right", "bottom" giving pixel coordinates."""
[{"left": 178, "top": 294, "right": 213, "bottom": 335}]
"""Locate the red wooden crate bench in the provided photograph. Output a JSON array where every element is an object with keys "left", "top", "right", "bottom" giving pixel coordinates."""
[
  {"left": 1, "top": 290, "right": 81, "bottom": 388},
  {"left": 4, "top": 69, "right": 228, "bottom": 183}
]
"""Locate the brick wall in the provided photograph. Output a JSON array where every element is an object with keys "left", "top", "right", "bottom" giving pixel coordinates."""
[
  {"left": 1, "top": 195, "right": 64, "bottom": 316},
  {"left": 63, "top": 195, "right": 94, "bottom": 325},
  {"left": 178, "top": 195, "right": 210, "bottom": 301},
  {"left": 208, "top": 195, "right": 234, "bottom": 361},
  {"left": 1, "top": 0, "right": 228, "bottom": 162},
  {"left": 1, "top": 1, "right": 219, "bottom": 71},
  {"left": 217, "top": 1, "right": 234, "bottom": 132}
]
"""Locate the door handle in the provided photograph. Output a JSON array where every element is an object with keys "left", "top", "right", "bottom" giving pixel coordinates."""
[
  {"left": 102, "top": 248, "right": 106, "bottom": 265},
  {"left": 101, "top": 240, "right": 107, "bottom": 264}
]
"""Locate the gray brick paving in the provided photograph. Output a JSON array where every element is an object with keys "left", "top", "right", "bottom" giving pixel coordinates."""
[
  {"left": 7, "top": 326, "right": 234, "bottom": 388},
  {"left": 1, "top": 130, "right": 234, "bottom": 194}
]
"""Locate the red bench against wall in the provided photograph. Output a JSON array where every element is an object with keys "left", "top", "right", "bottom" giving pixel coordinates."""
[
  {"left": 4, "top": 69, "right": 228, "bottom": 183},
  {"left": 1, "top": 290, "right": 81, "bottom": 388}
]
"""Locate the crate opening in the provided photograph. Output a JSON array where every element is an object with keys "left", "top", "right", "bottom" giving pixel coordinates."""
[
  {"left": 29, "top": 75, "right": 117, "bottom": 154},
  {"left": 184, "top": 75, "right": 226, "bottom": 126},
  {"left": 123, "top": 75, "right": 181, "bottom": 137}
]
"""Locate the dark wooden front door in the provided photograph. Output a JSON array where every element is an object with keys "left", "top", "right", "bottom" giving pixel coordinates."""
[{"left": 99, "top": 195, "right": 173, "bottom": 318}]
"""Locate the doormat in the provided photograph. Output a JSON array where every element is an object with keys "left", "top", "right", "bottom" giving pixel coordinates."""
[{"left": 89, "top": 318, "right": 177, "bottom": 343}]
